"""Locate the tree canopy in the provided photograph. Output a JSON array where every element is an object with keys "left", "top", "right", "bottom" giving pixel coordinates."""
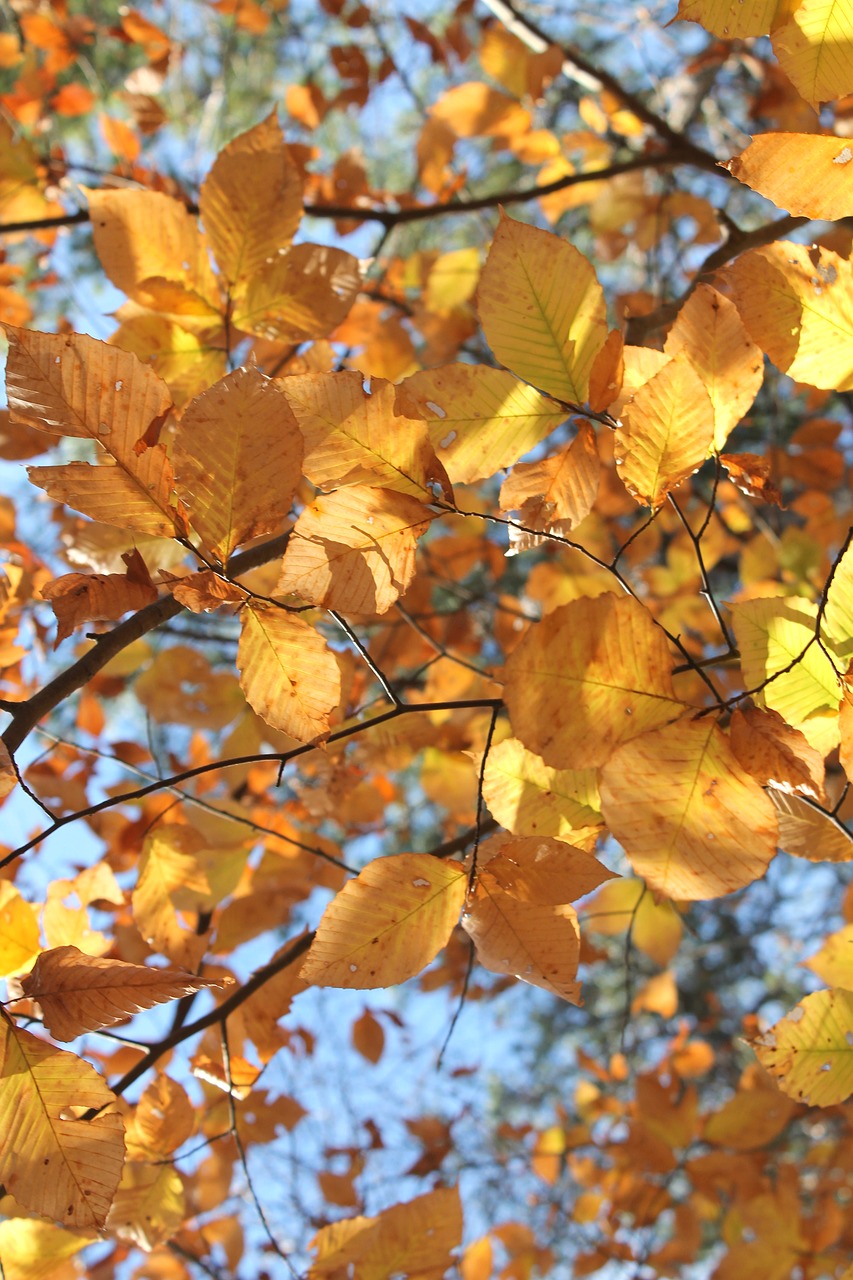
[{"left": 2, "top": 1, "right": 853, "bottom": 1277}]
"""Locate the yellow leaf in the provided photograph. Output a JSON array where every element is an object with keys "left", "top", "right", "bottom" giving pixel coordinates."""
[
  {"left": 478, "top": 211, "right": 608, "bottom": 404},
  {"left": 132, "top": 825, "right": 213, "bottom": 969},
  {"left": 106, "top": 1161, "right": 185, "bottom": 1250},
  {"left": 769, "top": 788, "right": 853, "bottom": 861},
  {"left": 310, "top": 1186, "right": 462, "bottom": 1280},
  {"left": 463, "top": 871, "right": 582, "bottom": 1002},
  {"left": 0, "top": 739, "right": 15, "bottom": 801},
  {"left": 125, "top": 1074, "right": 196, "bottom": 1160},
  {"left": 398, "top": 364, "right": 566, "bottom": 485},
  {"left": 19, "top": 944, "right": 229, "bottom": 1042},
  {"left": 481, "top": 736, "right": 602, "bottom": 845},
  {"left": 584, "top": 878, "right": 684, "bottom": 966},
  {"left": 0, "top": 881, "right": 41, "bottom": 978},
  {"left": 663, "top": 284, "right": 764, "bottom": 451},
  {"left": 232, "top": 242, "right": 361, "bottom": 342},
  {"left": 503, "top": 593, "right": 686, "bottom": 769},
  {"left": 283, "top": 371, "right": 451, "bottom": 501},
  {"left": 724, "top": 242, "right": 853, "bottom": 391},
  {"left": 237, "top": 605, "right": 341, "bottom": 742},
  {"left": 110, "top": 307, "right": 227, "bottom": 406},
  {"left": 478, "top": 833, "right": 616, "bottom": 902},
  {"left": 773, "top": 0, "right": 853, "bottom": 106},
  {"left": 632, "top": 970, "right": 678, "bottom": 1017},
  {"left": 300, "top": 853, "right": 467, "bottom": 988},
  {"left": 729, "top": 596, "right": 841, "bottom": 753},
  {"left": 753, "top": 989, "right": 853, "bottom": 1105},
  {"left": 599, "top": 720, "right": 778, "bottom": 899},
  {"left": 424, "top": 247, "right": 480, "bottom": 312},
  {"left": 0, "top": 1218, "right": 90, "bottom": 1280},
  {"left": 724, "top": 133, "right": 853, "bottom": 220},
  {"left": 173, "top": 366, "right": 304, "bottom": 562},
  {"left": 500, "top": 421, "right": 600, "bottom": 533},
  {"left": 0, "top": 1010, "right": 125, "bottom": 1230},
  {"left": 804, "top": 922, "right": 853, "bottom": 987},
  {"left": 675, "top": 0, "right": 794, "bottom": 35},
  {"left": 88, "top": 187, "right": 220, "bottom": 311},
  {"left": 614, "top": 355, "right": 715, "bottom": 508},
  {"left": 431, "top": 81, "right": 530, "bottom": 138},
  {"left": 820, "top": 536, "right": 853, "bottom": 665},
  {"left": 276, "top": 486, "right": 433, "bottom": 615},
  {"left": 199, "top": 112, "right": 303, "bottom": 289}
]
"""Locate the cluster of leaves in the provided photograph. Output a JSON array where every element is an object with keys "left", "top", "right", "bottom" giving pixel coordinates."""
[{"left": 4, "top": 1, "right": 853, "bottom": 1278}]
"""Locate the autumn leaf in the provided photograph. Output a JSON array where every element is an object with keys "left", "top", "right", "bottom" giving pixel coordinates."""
[
  {"left": 237, "top": 604, "right": 341, "bottom": 742},
  {"left": 310, "top": 1185, "right": 462, "bottom": 1279},
  {"left": 0, "top": 1009, "right": 125, "bottom": 1230},
  {"left": 729, "top": 705, "right": 825, "bottom": 800},
  {"left": 753, "top": 989, "right": 853, "bottom": 1106},
  {"left": 503, "top": 593, "right": 687, "bottom": 769},
  {"left": 19, "top": 945, "right": 229, "bottom": 1042},
  {"left": 477, "top": 833, "right": 617, "bottom": 902},
  {"left": 132, "top": 824, "right": 214, "bottom": 970},
  {"left": 481, "top": 736, "right": 603, "bottom": 847},
  {"left": 500, "top": 421, "right": 600, "bottom": 534},
  {"left": 106, "top": 1162, "right": 185, "bottom": 1250},
  {"left": 41, "top": 553, "right": 158, "bottom": 645},
  {"left": 0, "top": 881, "right": 41, "bottom": 978},
  {"left": 772, "top": 0, "right": 853, "bottom": 107},
  {"left": 769, "top": 789, "right": 853, "bottom": 862},
  {"left": 301, "top": 853, "right": 467, "bottom": 988},
  {"left": 724, "top": 133, "right": 853, "bottom": 220},
  {"left": 478, "top": 211, "right": 608, "bottom": 404},
  {"left": 231, "top": 241, "right": 362, "bottom": 342}
]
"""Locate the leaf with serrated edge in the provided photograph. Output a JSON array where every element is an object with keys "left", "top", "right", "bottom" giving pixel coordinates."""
[
  {"left": 310, "top": 1186, "right": 462, "bottom": 1280},
  {"left": 173, "top": 366, "right": 303, "bottom": 562},
  {"left": 500, "top": 422, "right": 599, "bottom": 531},
  {"left": 482, "top": 736, "right": 602, "bottom": 846},
  {"left": 477, "top": 833, "right": 616, "bottom": 902},
  {"left": 478, "top": 211, "right": 607, "bottom": 404},
  {"left": 0, "top": 1010, "right": 125, "bottom": 1230},
  {"left": 675, "top": 0, "right": 785, "bottom": 39},
  {"left": 282, "top": 370, "right": 450, "bottom": 500},
  {"left": 398, "top": 364, "right": 567, "bottom": 485},
  {"left": 276, "top": 486, "right": 434, "bottom": 615},
  {"left": 237, "top": 605, "right": 341, "bottom": 742},
  {"left": 773, "top": 0, "right": 853, "bottom": 108},
  {"left": 769, "top": 789, "right": 853, "bottom": 862},
  {"left": 729, "top": 705, "right": 825, "bottom": 800},
  {"left": 301, "top": 853, "right": 466, "bottom": 988},
  {"left": 503, "top": 593, "right": 687, "bottom": 769},
  {"left": 20, "top": 945, "right": 229, "bottom": 1042},
  {"left": 753, "top": 989, "right": 853, "bottom": 1106},
  {"left": 724, "top": 134, "right": 853, "bottom": 221},
  {"left": 463, "top": 873, "right": 582, "bottom": 1002},
  {"left": 599, "top": 720, "right": 777, "bottom": 900}
]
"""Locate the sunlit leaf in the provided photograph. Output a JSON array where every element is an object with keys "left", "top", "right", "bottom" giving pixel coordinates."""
[
  {"left": 500, "top": 422, "right": 600, "bottom": 533},
  {"left": 232, "top": 242, "right": 361, "bottom": 342},
  {"left": 753, "top": 989, "right": 853, "bottom": 1105},
  {"left": 237, "top": 604, "right": 341, "bottom": 742},
  {"left": 481, "top": 736, "right": 603, "bottom": 846},
  {"left": 0, "top": 1219, "right": 91, "bottom": 1280},
  {"left": 477, "top": 833, "right": 617, "bottom": 901},
  {"left": 724, "top": 133, "right": 853, "bottom": 220},
  {"left": 769, "top": 788, "right": 853, "bottom": 861},
  {"left": 503, "top": 593, "right": 686, "bottom": 769},
  {"left": 301, "top": 853, "right": 466, "bottom": 988},
  {"left": 729, "top": 705, "right": 825, "bottom": 800},
  {"left": 310, "top": 1186, "right": 462, "bottom": 1280},
  {"left": 0, "top": 881, "right": 41, "bottom": 978},
  {"left": 478, "top": 210, "right": 608, "bottom": 404},
  {"left": 106, "top": 1161, "right": 185, "bottom": 1250},
  {"left": 584, "top": 878, "right": 683, "bottom": 966},
  {"left": 0, "top": 1010, "right": 125, "bottom": 1230},
  {"left": 20, "top": 945, "right": 229, "bottom": 1042},
  {"left": 773, "top": 0, "right": 853, "bottom": 107},
  {"left": 675, "top": 0, "right": 793, "bottom": 38},
  {"left": 132, "top": 824, "right": 217, "bottom": 970},
  {"left": 599, "top": 720, "right": 778, "bottom": 899},
  {"left": 41, "top": 553, "right": 158, "bottom": 645}
]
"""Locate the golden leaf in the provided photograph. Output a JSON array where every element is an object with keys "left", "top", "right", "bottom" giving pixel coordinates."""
[
  {"left": 106, "top": 1162, "right": 185, "bottom": 1250},
  {"left": 500, "top": 421, "right": 600, "bottom": 533},
  {"left": 0, "top": 881, "right": 40, "bottom": 979},
  {"left": 724, "top": 133, "right": 853, "bottom": 220},
  {"left": 237, "top": 604, "right": 341, "bottom": 742},
  {"left": 753, "top": 989, "right": 853, "bottom": 1106},
  {"left": 481, "top": 736, "right": 602, "bottom": 846}
]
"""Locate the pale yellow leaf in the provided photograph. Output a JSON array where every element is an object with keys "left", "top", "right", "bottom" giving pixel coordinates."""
[
  {"left": 232, "top": 242, "right": 361, "bottom": 342},
  {"left": 173, "top": 366, "right": 304, "bottom": 562},
  {"left": 663, "top": 284, "right": 764, "bottom": 450},
  {"left": 724, "top": 133, "right": 853, "bottom": 220},
  {"left": 503, "top": 593, "right": 686, "bottom": 769},
  {"left": 725, "top": 242, "right": 853, "bottom": 391},
  {"left": 769, "top": 788, "right": 853, "bottom": 861},
  {"left": 110, "top": 307, "right": 227, "bottom": 406},
  {"left": 0, "top": 881, "right": 41, "bottom": 978},
  {"left": 0, "top": 1011, "right": 125, "bottom": 1230},
  {"left": 282, "top": 371, "right": 451, "bottom": 501},
  {"left": 820, "top": 535, "right": 853, "bottom": 665},
  {"left": 237, "top": 605, "right": 341, "bottom": 742},
  {"left": 20, "top": 944, "right": 228, "bottom": 1042},
  {"left": 478, "top": 210, "right": 608, "bottom": 404},
  {"left": 0, "top": 1219, "right": 90, "bottom": 1280},
  {"left": 804, "top": 922, "right": 853, "bottom": 987},
  {"left": 275, "top": 486, "right": 433, "bottom": 615},
  {"left": 132, "top": 825, "right": 212, "bottom": 970},
  {"left": 598, "top": 720, "right": 778, "bottom": 899},
  {"left": 106, "top": 1161, "right": 185, "bottom": 1251},
  {"left": 398, "top": 364, "right": 566, "bottom": 485},
  {"left": 481, "top": 736, "right": 602, "bottom": 845},
  {"left": 300, "top": 853, "right": 466, "bottom": 988},
  {"left": 463, "top": 872, "right": 582, "bottom": 1002},
  {"left": 773, "top": 0, "right": 853, "bottom": 106},
  {"left": 676, "top": 0, "right": 795, "bottom": 37},
  {"left": 477, "top": 833, "right": 617, "bottom": 902},
  {"left": 614, "top": 355, "right": 715, "bottom": 508},
  {"left": 88, "top": 187, "right": 220, "bottom": 310},
  {"left": 199, "top": 112, "right": 303, "bottom": 289},
  {"left": 753, "top": 989, "right": 853, "bottom": 1105},
  {"left": 310, "top": 1186, "right": 462, "bottom": 1280},
  {"left": 500, "top": 421, "right": 600, "bottom": 532}
]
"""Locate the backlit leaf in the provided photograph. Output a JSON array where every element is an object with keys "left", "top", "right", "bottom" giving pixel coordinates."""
[
  {"left": 599, "top": 720, "right": 778, "bottom": 899},
  {"left": 301, "top": 853, "right": 466, "bottom": 988},
  {"left": 132, "top": 825, "right": 212, "bottom": 970},
  {"left": 584, "top": 878, "right": 683, "bottom": 966},
  {"left": 614, "top": 355, "right": 714, "bottom": 508},
  {"left": 769, "top": 789, "right": 853, "bottom": 861},
  {"left": 773, "top": 0, "right": 853, "bottom": 107},
  {"left": 237, "top": 604, "right": 341, "bottom": 742},
  {"left": 478, "top": 211, "right": 608, "bottom": 404},
  {"left": 0, "top": 880, "right": 40, "bottom": 978},
  {"left": 310, "top": 1186, "right": 462, "bottom": 1280},
  {"left": 0, "top": 1218, "right": 90, "bottom": 1280},
  {"left": 232, "top": 242, "right": 361, "bottom": 342},
  {"left": 481, "top": 736, "right": 603, "bottom": 846},
  {"left": 675, "top": 0, "right": 793, "bottom": 38},
  {"left": 729, "top": 705, "right": 825, "bottom": 800},
  {"left": 276, "top": 486, "right": 434, "bottom": 615},
  {"left": 500, "top": 421, "right": 600, "bottom": 533},
  {"left": 724, "top": 133, "right": 853, "bottom": 220},
  {"left": 819, "top": 535, "right": 853, "bottom": 664},
  {"left": 173, "top": 366, "right": 304, "bottom": 562},
  {"left": 804, "top": 922, "right": 853, "bottom": 987},
  {"left": 106, "top": 1161, "right": 185, "bottom": 1250},
  {"left": 503, "top": 593, "right": 686, "bottom": 769},
  {"left": 42, "top": 555, "right": 158, "bottom": 645},
  {"left": 753, "top": 989, "right": 853, "bottom": 1105},
  {"left": 0, "top": 1010, "right": 125, "bottom": 1230},
  {"left": 20, "top": 944, "right": 229, "bottom": 1042},
  {"left": 477, "top": 833, "right": 617, "bottom": 902},
  {"left": 398, "top": 364, "right": 567, "bottom": 484}
]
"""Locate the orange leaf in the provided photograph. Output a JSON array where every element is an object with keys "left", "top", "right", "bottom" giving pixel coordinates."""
[
  {"left": 41, "top": 561, "right": 158, "bottom": 645},
  {"left": 500, "top": 421, "right": 600, "bottom": 534},
  {"left": 237, "top": 605, "right": 341, "bottom": 742},
  {"left": 724, "top": 133, "right": 853, "bottom": 220},
  {"left": 720, "top": 451, "right": 785, "bottom": 505}
]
